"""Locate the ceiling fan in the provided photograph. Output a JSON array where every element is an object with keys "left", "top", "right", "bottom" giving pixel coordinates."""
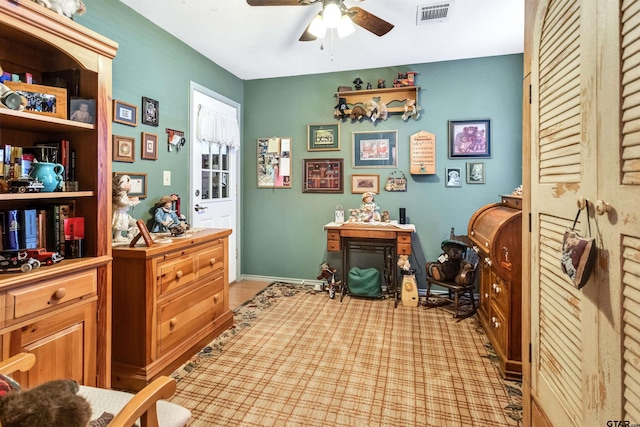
[{"left": 246, "top": 0, "right": 394, "bottom": 42}]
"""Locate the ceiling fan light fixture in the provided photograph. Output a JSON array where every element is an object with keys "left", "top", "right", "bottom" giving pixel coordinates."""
[
  {"left": 337, "top": 14, "right": 355, "bottom": 38},
  {"left": 323, "top": 1, "right": 341, "bottom": 28},
  {"left": 308, "top": 12, "right": 327, "bottom": 38}
]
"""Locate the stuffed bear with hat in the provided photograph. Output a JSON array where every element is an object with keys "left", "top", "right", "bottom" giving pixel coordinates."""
[{"left": 425, "top": 239, "right": 474, "bottom": 285}]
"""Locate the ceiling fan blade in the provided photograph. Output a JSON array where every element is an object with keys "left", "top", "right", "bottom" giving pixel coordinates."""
[
  {"left": 348, "top": 6, "right": 394, "bottom": 37},
  {"left": 299, "top": 21, "right": 317, "bottom": 41},
  {"left": 246, "top": 0, "right": 313, "bottom": 5}
]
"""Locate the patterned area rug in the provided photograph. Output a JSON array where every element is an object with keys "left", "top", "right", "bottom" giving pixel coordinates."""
[{"left": 170, "top": 282, "right": 522, "bottom": 426}]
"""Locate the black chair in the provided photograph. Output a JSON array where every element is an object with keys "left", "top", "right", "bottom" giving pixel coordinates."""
[{"left": 424, "top": 236, "right": 479, "bottom": 320}]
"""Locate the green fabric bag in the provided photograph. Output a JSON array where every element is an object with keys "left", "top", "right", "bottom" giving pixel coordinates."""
[{"left": 348, "top": 267, "right": 382, "bottom": 297}]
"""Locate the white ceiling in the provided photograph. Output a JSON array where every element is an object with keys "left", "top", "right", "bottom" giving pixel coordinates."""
[{"left": 117, "top": 0, "right": 524, "bottom": 81}]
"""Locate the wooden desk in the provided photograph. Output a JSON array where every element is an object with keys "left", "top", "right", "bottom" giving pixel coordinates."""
[{"left": 324, "top": 222, "right": 415, "bottom": 306}]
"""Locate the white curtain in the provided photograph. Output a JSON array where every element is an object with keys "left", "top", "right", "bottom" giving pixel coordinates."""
[{"left": 196, "top": 104, "right": 240, "bottom": 149}]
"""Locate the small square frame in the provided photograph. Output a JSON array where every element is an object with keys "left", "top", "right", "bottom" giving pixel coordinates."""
[
  {"left": 445, "top": 167, "right": 462, "bottom": 188},
  {"left": 352, "top": 130, "right": 398, "bottom": 168},
  {"left": 142, "top": 96, "right": 159, "bottom": 126},
  {"left": 303, "top": 158, "right": 343, "bottom": 193},
  {"left": 69, "top": 98, "right": 95, "bottom": 124},
  {"left": 448, "top": 119, "right": 491, "bottom": 158},
  {"left": 307, "top": 123, "right": 340, "bottom": 151},
  {"left": 141, "top": 132, "right": 158, "bottom": 160},
  {"left": 466, "top": 162, "right": 486, "bottom": 184},
  {"left": 351, "top": 174, "right": 380, "bottom": 194},
  {"left": 114, "top": 172, "right": 148, "bottom": 199},
  {"left": 113, "top": 99, "right": 138, "bottom": 126},
  {"left": 112, "top": 135, "right": 135, "bottom": 163}
]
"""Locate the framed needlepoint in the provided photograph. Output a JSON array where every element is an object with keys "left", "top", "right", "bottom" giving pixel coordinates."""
[
  {"left": 112, "top": 135, "right": 135, "bottom": 162},
  {"left": 141, "top": 132, "right": 158, "bottom": 160}
]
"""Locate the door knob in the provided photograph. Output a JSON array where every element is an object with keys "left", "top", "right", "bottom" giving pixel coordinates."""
[
  {"left": 595, "top": 200, "right": 611, "bottom": 216},
  {"left": 195, "top": 204, "right": 208, "bottom": 212}
]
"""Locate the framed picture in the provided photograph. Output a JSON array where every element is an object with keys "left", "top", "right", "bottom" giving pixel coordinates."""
[
  {"left": 257, "top": 137, "right": 292, "bottom": 188},
  {"left": 113, "top": 172, "right": 148, "bottom": 199},
  {"left": 142, "top": 96, "right": 159, "bottom": 126},
  {"left": 112, "top": 135, "right": 135, "bottom": 163},
  {"left": 445, "top": 167, "right": 462, "bottom": 188},
  {"left": 351, "top": 174, "right": 380, "bottom": 194},
  {"left": 352, "top": 130, "right": 398, "bottom": 168},
  {"left": 303, "top": 158, "right": 343, "bottom": 193},
  {"left": 448, "top": 119, "right": 491, "bottom": 158},
  {"left": 69, "top": 98, "right": 95, "bottom": 124},
  {"left": 113, "top": 99, "right": 138, "bottom": 126},
  {"left": 466, "top": 162, "right": 486, "bottom": 184},
  {"left": 129, "top": 219, "right": 154, "bottom": 247},
  {"left": 5, "top": 82, "right": 67, "bottom": 119},
  {"left": 141, "top": 132, "right": 158, "bottom": 160},
  {"left": 307, "top": 123, "right": 340, "bottom": 151}
]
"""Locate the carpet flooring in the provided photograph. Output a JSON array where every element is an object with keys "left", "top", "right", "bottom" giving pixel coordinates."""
[{"left": 170, "top": 282, "right": 522, "bottom": 426}]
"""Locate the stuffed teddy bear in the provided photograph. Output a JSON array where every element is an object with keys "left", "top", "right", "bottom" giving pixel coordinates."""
[
  {"left": 0, "top": 378, "right": 91, "bottom": 427},
  {"left": 402, "top": 98, "right": 420, "bottom": 121},
  {"left": 350, "top": 105, "right": 366, "bottom": 120},
  {"left": 31, "top": 0, "right": 86, "bottom": 19},
  {"left": 0, "top": 377, "right": 115, "bottom": 427},
  {"left": 397, "top": 255, "right": 411, "bottom": 273},
  {"left": 426, "top": 240, "right": 473, "bottom": 285}
]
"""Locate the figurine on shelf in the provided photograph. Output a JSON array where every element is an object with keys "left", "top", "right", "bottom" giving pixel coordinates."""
[
  {"left": 377, "top": 79, "right": 385, "bottom": 89},
  {"left": 151, "top": 195, "right": 190, "bottom": 235},
  {"left": 112, "top": 174, "right": 140, "bottom": 242},
  {"left": 353, "top": 77, "right": 363, "bottom": 90},
  {"left": 359, "top": 192, "right": 381, "bottom": 222},
  {"left": 402, "top": 98, "right": 420, "bottom": 121}
]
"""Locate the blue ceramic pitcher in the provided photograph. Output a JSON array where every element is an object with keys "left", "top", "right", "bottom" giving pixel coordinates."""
[{"left": 30, "top": 162, "right": 64, "bottom": 192}]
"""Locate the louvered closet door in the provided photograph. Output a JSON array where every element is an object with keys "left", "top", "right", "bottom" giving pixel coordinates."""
[{"left": 530, "top": 0, "right": 627, "bottom": 425}]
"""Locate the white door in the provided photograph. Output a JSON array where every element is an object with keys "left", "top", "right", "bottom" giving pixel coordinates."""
[
  {"left": 529, "top": 0, "right": 640, "bottom": 424},
  {"left": 190, "top": 82, "right": 239, "bottom": 283}
]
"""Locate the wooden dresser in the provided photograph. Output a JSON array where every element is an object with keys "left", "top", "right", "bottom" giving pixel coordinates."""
[
  {"left": 468, "top": 195, "right": 522, "bottom": 380},
  {"left": 111, "top": 229, "right": 233, "bottom": 391}
]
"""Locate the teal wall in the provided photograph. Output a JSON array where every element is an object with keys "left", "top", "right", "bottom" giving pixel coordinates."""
[
  {"left": 77, "top": 0, "right": 243, "bottom": 221},
  {"left": 243, "top": 56, "right": 523, "bottom": 286},
  {"left": 77, "top": 1, "right": 522, "bottom": 286}
]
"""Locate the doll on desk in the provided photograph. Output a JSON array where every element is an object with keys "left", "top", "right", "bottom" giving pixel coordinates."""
[{"left": 152, "top": 195, "right": 190, "bottom": 236}]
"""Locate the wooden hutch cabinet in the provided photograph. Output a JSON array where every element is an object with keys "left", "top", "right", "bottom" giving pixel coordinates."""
[
  {"left": 468, "top": 195, "right": 522, "bottom": 381},
  {"left": 0, "top": 1, "right": 117, "bottom": 388},
  {"left": 111, "top": 229, "right": 233, "bottom": 391}
]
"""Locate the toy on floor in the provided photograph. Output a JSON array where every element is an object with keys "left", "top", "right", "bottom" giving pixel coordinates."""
[{"left": 317, "top": 262, "right": 340, "bottom": 299}]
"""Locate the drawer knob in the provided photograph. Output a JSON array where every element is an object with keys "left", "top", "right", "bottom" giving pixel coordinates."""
[
  {"left": 53, "top": 288, "right": 66, "bottom": 300},
  {"left": 175, "top": 270, "right": 183, "bottom": 279},
  {"left": 170, "top": 317, "right": 178, "bottom": 328},
  {"left": 213, "top": 295, "right": 219, "bottom": 303},
  {"left": 209, "top": 258, "right": 216, "bottom": 266}
]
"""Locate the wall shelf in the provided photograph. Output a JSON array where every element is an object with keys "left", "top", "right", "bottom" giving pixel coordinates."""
[{"left": 335, "top": 86, "right": 421, "bottom": 115}]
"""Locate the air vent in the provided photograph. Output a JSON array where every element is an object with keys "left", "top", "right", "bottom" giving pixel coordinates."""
[{"left": 417, "top": 2, "right": 453, "bottom": 25}]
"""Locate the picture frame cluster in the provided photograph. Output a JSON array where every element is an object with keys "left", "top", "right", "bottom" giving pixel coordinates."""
[{"left": 112, "top": 97, "right": 160, "bottom": 162}]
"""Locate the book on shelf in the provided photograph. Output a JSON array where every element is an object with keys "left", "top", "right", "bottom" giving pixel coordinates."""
[
  {"left": 20, "top": 209, "right": 37, "bottom": 249},
  {"left": 37, "top": 209, "right": 47, "bottom": 249},
  {"left": 4, "top": 209, "right": 21, "bottom": 251},
  {"left": 58, "top": 202, "right": 75, "bottom": 256}
]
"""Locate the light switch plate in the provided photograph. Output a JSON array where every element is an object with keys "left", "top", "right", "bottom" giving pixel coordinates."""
[{"left": 163, "top": 171, "right": 171, "bottom": 186}]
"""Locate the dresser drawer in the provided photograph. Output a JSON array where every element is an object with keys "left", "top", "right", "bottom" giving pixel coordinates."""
[
  {"left": 491, "top": 276, "right": 509, "bottom": 315},
  {"left": 196, "top": 243, "right": 224, "bottom": 277},
  {"left": 157, "top": 254, "right": 196, "bottom": 296},
  {"left": 7, "top": 270, "right": 97, "bottom": 320},
  {"left": 157, "top": 274, "right": 225, "bottom": 357},
  {"left": 327, "top": 240, "right": 341, "bottom": 252}
]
